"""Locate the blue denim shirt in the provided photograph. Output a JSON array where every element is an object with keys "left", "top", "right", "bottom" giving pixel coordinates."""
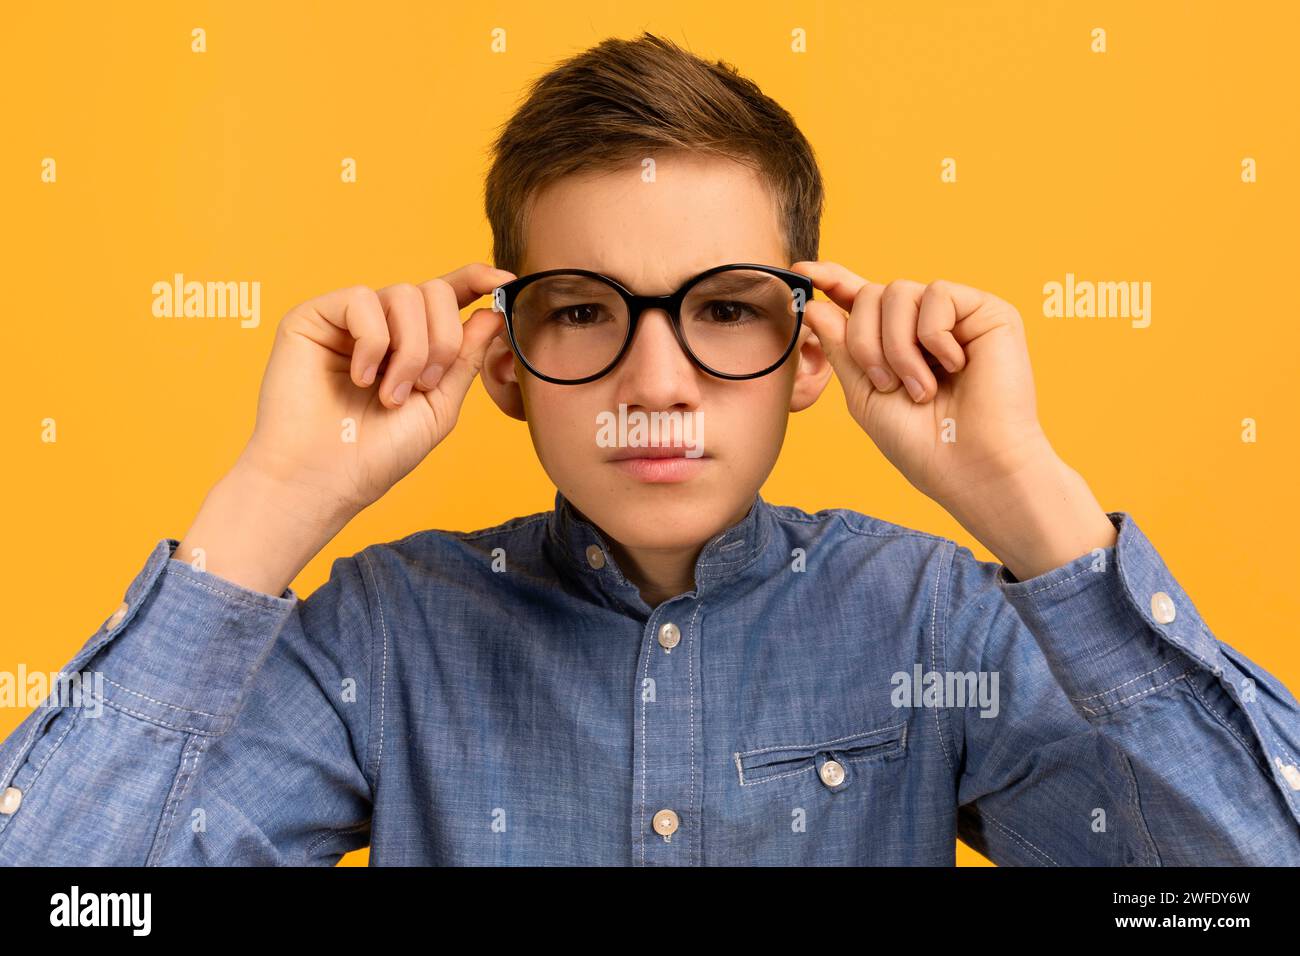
[{"left": 3, "top": 491, "right": 1300, "bottom": 865}]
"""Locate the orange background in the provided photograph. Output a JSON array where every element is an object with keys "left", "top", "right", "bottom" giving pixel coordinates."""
[{"left": 2, "top": 1, "right": 1297, "bottom": 867}]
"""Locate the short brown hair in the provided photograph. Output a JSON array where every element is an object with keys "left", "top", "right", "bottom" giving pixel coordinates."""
[{"left": 484, "top": 32, "right": 824, "bottom": 275}]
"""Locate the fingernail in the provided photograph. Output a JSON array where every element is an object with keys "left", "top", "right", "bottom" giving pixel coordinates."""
[
  {"left": 867, "top": 366, "right": 895, "bottom": 391},
  {"left": 392, "top": 381, "right": 413, "bottom": 404},
  {"left": 418, "top": 364, "right": 445, "bottom": 389},
  {"left": 362, "top": 364, "right": 378, "bottom": 386},
  {"left": 903, "top": 376, "right": 926, "bottom": 402},
  {"left": 940, "top": 355, "right": 957, "bottom": 373}
]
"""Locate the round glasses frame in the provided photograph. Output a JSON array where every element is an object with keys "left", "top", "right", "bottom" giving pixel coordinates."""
[{"left": 491, "top": 262, "right": 813, "bottom": 385}]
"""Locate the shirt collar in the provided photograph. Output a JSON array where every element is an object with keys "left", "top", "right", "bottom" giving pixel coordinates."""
[{"left": 544, "top": 488, "right": 773, "bottom": 615}]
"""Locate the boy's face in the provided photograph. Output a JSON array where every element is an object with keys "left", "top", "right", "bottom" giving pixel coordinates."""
[{"left": 483, "top": 152, "right": 832, "bottom": 554}]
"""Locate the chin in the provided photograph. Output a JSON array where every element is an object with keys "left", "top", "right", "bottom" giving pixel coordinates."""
[{"left": 573, "top": 484, "right": 738, "bottom": 551}]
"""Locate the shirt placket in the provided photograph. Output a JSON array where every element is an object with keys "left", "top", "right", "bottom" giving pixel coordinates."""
[{"left": 631, "top": 596, "right": 704, "bottom": 866}]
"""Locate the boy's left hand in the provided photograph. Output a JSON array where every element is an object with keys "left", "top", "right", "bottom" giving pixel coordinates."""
[{"left": 792, "top": 260, "right": 1116, "bottom": 579}]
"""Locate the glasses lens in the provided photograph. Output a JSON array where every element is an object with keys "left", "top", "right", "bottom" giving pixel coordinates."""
[
  {"left": 680, "top": 269, "right": 801, "bottom": 375},
  {"left": 512, "top": 274, "right": 630, "bottom": 380}
]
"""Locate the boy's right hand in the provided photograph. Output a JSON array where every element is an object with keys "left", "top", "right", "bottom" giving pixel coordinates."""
[{"left": 236, "top": 263, "right": 516, "bottom": 520}]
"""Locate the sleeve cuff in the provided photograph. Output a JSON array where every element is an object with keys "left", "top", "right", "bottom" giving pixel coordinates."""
[
  {"left": 64, "top": 538, "right": 301, "bottom": 735},
  {"left": 995, "top": 511, "right": 1219, "bottom": 716}
]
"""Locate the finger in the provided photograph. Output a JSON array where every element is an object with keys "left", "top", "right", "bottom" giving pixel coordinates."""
[
  {"left": 880, "top": 280, "right": 937, "bottom": 403},
  {"left": 429, "top": 306, "right": 506, "bottom": 409},
  {"left": 791, "top": 260, "right": 869, "bottom": 315},
  {"left": 916, "top": 281, "right": 968, "bottom": 375},
  {"left": 308, "top": 285, "right": 389, "bottom": 390},
  {"left": 413, "top": 277, "right": 463, "bottom": 392},
  {"left": 841, "top": 281, "right": 899, "bottom": 393},
  {"left": 800, "top": 299, "right": 868, "bottom": 398},
  {"left": 374, "top": 283, "right": 430, "bottom": 407},
  {"left": 437, "top": 262, "right": 517, "bottom": 310}
]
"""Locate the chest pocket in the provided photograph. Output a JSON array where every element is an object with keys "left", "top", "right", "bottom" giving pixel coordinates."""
[{"left": 734, "top": 720, "right": 908, "bottom": 791}]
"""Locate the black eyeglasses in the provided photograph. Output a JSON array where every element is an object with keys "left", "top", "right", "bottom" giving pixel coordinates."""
[{"left": 492, "top": 263, "right": 812, "bottom": 385}]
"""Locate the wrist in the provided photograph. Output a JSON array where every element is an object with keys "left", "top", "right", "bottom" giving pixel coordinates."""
[
  {"left": 944, "top": 451, "right": 1117, "bottom": 582},
  {"left": 174, "top": 461, "right": 356, "bottom": 597}
]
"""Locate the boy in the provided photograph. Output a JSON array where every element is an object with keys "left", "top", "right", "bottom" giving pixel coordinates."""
[{"left": 2, "top": 33, "right": 1298, "bottom": 865}]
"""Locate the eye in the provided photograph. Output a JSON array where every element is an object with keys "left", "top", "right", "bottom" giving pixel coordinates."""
[
  {"left": 547, "top": 304, "right": 610, "bottom": 326},
  {"left": 700, "top": 300, "right": 758, "bottom": 324}
]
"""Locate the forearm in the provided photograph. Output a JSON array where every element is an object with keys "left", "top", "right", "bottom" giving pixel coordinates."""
[
  {"left": 175, "top": 458, "right": 357, "bottom": 597},
  {"left": 943, "top": 451, "right": 1117, "bottom": 582}
]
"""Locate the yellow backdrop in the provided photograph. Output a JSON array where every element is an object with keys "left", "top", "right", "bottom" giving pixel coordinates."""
[{"left": 3, "top": 1, "right": 1297, "bottom": 868}]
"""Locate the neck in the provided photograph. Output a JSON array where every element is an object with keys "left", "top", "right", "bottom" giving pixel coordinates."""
[
  {"left": 605, "top": 537, "right": 703, "bottom": 608},
  {"left": 576, "top": 495, "right": 757, "bottom": 609}
]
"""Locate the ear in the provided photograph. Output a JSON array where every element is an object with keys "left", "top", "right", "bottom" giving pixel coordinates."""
[
  {"left": 789, "top": 324, "right": 834, "bottom": 412},
  {"left": 481, "top": 330, "right": 527, "bottom": 421}
]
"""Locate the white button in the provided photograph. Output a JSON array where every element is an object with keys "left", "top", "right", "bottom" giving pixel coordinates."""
[
  {"left": 0, "top": 786, "right": 22, "bottom": 815},
  {"left": 105, "top": 600, "right": 129, "bottom": 630},
  {"left": 1275, "top": 757, "right": 1300, "bottom": 791},
  {"left": 819, "top": 759, "right": 845, "bottom": 787},
  {"left": 658, "top": 622, "right": 680, "bottom": 650},
  {"left": 1150, "top": 591, "right": 1176, "bottom": 624},
  {"left": 652, "top": 808, "right": 679, "bottom": 836},
  {"left": 585, "top": 545, "right": 605, "bottom": 570}
]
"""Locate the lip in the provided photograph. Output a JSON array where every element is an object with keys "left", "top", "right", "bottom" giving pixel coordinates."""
[
  {"left": 606, "top": 446, "right": 710, "bottom": 483},
  {"left": 607, "top": 445, "right": 699, "bottom": 461}
]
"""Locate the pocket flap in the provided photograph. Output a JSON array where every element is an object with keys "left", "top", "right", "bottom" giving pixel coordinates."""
[{"left": 734, "top": 720, "right": 907, "bottom": 787}]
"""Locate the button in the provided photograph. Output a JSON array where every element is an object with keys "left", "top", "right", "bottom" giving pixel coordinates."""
[
  {"left": 652, "top": 808, "right": 679, "bottom": 836},
  {"left": 105, "top": 600, "right": 129, "bottom": 630},
  {"left": 819, "top": 759, "right": 845, "bottom": 787},
  {"left": 585, "top": 545, "right": 606, "bottom": 570},
  {"left": 0, "top": 786, "right": 22, "bottom": 815},
  {"left": 1150, "top": 591, "right": 1176, "bottom": 624},
  {"left": 1276, "top": 757, "right": 1300, "bottom": 791},
  {"left": 658, "top": 622, "right": 680, "bottom": 650}
]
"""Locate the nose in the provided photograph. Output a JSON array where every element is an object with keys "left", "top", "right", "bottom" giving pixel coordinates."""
[{"left": 613, "top": 307, "right": 702, "bottom": 410}]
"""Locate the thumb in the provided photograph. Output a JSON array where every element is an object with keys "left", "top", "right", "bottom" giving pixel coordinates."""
[
  {"left": 801, "top": 299, "right": 867, "bottom": 396},
  {"left": 429, "top": 307, "right": 505, "bottom": 409}
]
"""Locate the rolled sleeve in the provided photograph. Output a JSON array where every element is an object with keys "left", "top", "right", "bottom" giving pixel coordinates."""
[
  {"left": 70, "top": 538, "right": 301, "bottom": 735},
  {"left": 996, "top": 510, "right": 1300, "bottom": 827}
]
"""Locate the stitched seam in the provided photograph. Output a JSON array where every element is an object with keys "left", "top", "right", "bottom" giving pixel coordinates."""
[
  {"left": 358, "top": 552, "right": 388, "bottom": 793},
  {"left": 100, "top": 675, "right": 227, "bottom": 719},
  {"left": 22, "top": 707, "right": 80, "bottom": 781},
  {"left": 1068, "top": 658, "right": 1185, "bottom": 704},
  {"left": 1076, "top": 670, "right": 1193, "bottom": 717},
  {"left": 1185, "top": 677, "right": 1267, "bottom": 772},
  {"left": 1014, "top": 563, "right": 1100, "bottom": 597},
  {"left": 0, "top": 708, "right": 52, "bottom": 787},
  {"left": 96, "top": 692, "right": 225, "bottom": 734},
  {"left": 305, "top": 819, "right": 371, "bottom": 858},
  {"left": 150, "top": 735, "right": 204, "bottom": 865},
  {"left": 736, "top": 722, "right": 906, "bottom": 759},
  {"left": 639, "top": 616, "right": 652, "bottom": 866},
  {"left": 983, "top": 810, "right": 1058, "bottom": 865},
  {"left": 932, "top": 543, "right": 955, "bottom": 775},
  {"left": 1117, "top": 749, "right": 1161, "bottom": 866},
  {"left": 687, "top": 600, "right": 701, "bottom": 866},
  {"left": 736, "top": 740, "right": 907, "bottom": 786},
  {"left": 161, "top": 566, "right": 296, "bottom": 612}
]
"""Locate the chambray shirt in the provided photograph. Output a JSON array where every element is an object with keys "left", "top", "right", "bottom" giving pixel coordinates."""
[{"left": 3, "top": 491, "right": 1300, "bottom": 866}]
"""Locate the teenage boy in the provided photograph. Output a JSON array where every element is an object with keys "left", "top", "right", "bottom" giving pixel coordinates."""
[{"left": 2, "top": 33, "right": 1298, "bottom": 866}]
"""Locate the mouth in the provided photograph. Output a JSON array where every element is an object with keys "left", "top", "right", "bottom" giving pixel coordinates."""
[
  {"left": 606, "top": 445, "right": 710, "bottom": 483},
  {"left": 607, "top": 445, "right": 699, "bottom": 460}
]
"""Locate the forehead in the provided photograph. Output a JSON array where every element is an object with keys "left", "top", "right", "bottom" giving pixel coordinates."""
[{"left": 519, "top": 152, "right": 788, "bottom": 291}]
